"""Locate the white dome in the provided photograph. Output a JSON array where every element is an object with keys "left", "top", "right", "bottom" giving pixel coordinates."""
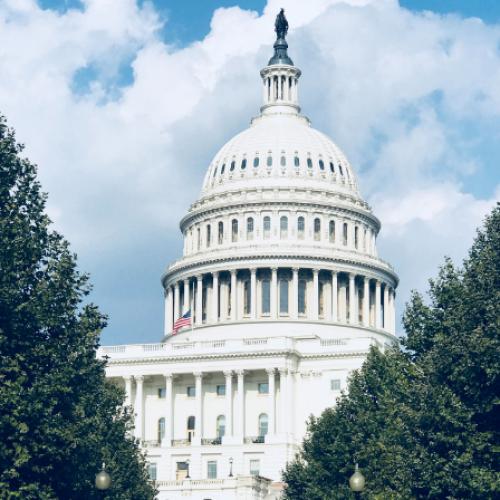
[{"left": 201, "top": 112, "right": 359, "bottom": 198}]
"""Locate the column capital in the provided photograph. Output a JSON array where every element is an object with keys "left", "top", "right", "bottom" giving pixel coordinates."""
[
  {"left": 278, "top": 367, "right": 289, "bottom": 375},
  {"left": 292, "top": 267, "right": 299, "bottom": 273},
  {"left": 194, "top": 371, "right": 203, "bottom": 379},
  {"left": 196, "top": 274, "right": 203, "bottom": 281},
  {"left": 123, "top": 375, "right": 133, "bottom": 382},
  {"left": 266, "top": 367, "right": 276, "bottom": 375},
  {"left": 250, "top": 268, "right": 257, "bottom": 275},
  {"left": 164, "top": 373, "right": 173, "bottom": 381},
  {"left": 271, "top": 267, "right": 278, "bottom": 273},
  {"left": 230, "top": 268, "right": 237, "bottom": 276},
  {"left": 312, "top": 268, "right": 319, "bottom": 276},
  {"left": 235, "top": 369, "right": 245, "bottom": 377},
  {"left": 212, "top": 270, "right": 219, "bottom": 278},
  {"left": 331, "top": 270, "right": 338, "bottom": 276},
  {"left": 184, "top": 278, "right": 190, "bottom": 284},
  {"left": 135, "top": 375, "right": 144, "bottom": 382},
  {"left": 223, "top": 370, "right": 233, "bottom": 378}
]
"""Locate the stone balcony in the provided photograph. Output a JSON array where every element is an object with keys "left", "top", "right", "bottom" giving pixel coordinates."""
[{"left": 98, "top": 334, "right": 382, "bottom": 362}]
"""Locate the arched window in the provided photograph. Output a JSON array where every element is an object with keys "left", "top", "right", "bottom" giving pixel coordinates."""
[
  {"left": 294, "top": 155, "right": 300, "bottom": 167},
  {"left": 158, "top": 417, "right": 165, "bottom": 442},
  {"left": 232, "top": 219, "right": 238, "bottom": 242},
  {"left": 329, "top": 161, "right": 335, "bottom": 173},
  {"left": 319, "top": 159, "right": 325, "bottom": 170},
  {"left": 263, "top": 216, "right": 271, "bottom": 239},
  {"left": 253, "top": 156, "right": 259, "bottom": 167},
  {"left": 241, "top": 158, "right": 247, "bottom": 170},
  {"left": 216, "top": 415, "right": 226, "bottom": 438},
  {"left": 280, "top": 216, "right": 288, "bottom": 239},
  {"left": 261, "top": 278, "right": 270, "bottom": 315},
  {"left": 343, "top": 222, "right": 348, "bottom": 246},
  {"left": 267, "top": 155, "right": 273, "bottom": 167},
  {"left": 297, "top": 216, "right": 305, "bottom": 240},
  {"left": 314, "top": 218, "right": 321, "bottom": 241},
  {"left": 197, "top": 227, "right": 201, "bottom": 250},
  {"left": 307, "top": 158, "right": 313, "bottom": 169},
  {"left": 206, "top": 224, "right": 211, "bottom": 248},
  {"left": 354, "top": 226, "right": 359, "bottom": 249},
  {"left": 230, "top": 160, "right": 235, "bottom": 171},
  {"left": 280, "top": 155, "right": 286, "bottom": 166},
  {"left": 329, "top": 220, "right": 335, "bottom": 243},
  {"left": 258, "top": 414, "right": 269, "bottom": 437},
  {"left": 247, "top": 217, "right": 254, "bottom": 240},
  {"left": 279, "top": 279, "right": 289, "bottom": 314},
  {"left": 243, "top": 280, "right": 251, "bottom": 315},
  {"left": 298, "top": 279, "right": 307, "bottom": 314},
  {"left": 221, "top": 163, "right": 226, "bottom": 174},
  {"left": 218, "top": 221, "right": 224, "bottom": 244}
]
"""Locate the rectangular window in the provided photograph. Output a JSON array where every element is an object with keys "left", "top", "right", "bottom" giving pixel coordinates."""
[
  {"left": 244, "top": 280, "right": 251, "bottom": 316},
  {"left": 250, "top": 459, "right": 260, "bottom": 476},
  {"left": 147, "top": 463, "right": 157, "bottom": 481},
  {"left": 158, "top": 388, "right": 166, "bottom": 398},
  {"left": 216, "top": 384, "right": 226, "bottom": 396},
  {"left": 298, "top": 279, "right": 307, "bottom": 314},
  {"left": 319, "top": 281, "right": 324, "bottom": 317},
  {"left": 258, "top": 382, "right": 269, "bottom": 394},
  {"left": 279, "top": 279, "right": 289, "bottom": 314},
  {"left": 207, "top": 461, "right": 217, "bottom": 479},
  {"left": 187, "top": 386, "right": 196, "bottom": 397},
  {"left": 330, "top": 379, "right": 341, "bottom": 391},
  {"left": 261, "top": 279, "right": 270, "bottom": 315}
]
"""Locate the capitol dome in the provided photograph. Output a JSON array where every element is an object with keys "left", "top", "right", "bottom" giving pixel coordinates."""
[{"left": 100, "top": 11, "right": 399, "bottom": 500}]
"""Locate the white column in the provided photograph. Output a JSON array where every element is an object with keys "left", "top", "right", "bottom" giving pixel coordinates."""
[
  {"left": 183, "top": 279, "right": 190, "bottom": 314},
  {"left": 164, "top": 287, "right": 173, "bottom": 336},
  {"left": 331, "top": 271, "right": 338, "bottom": 322},
  {"left": 123, "top": 376, "right": 133, "bottom": 407},
  {"left": 271, "top": 267, "right": 278, "bottom": 319},
  {"left": 292, "top": 268, "right": 299, "bottom": 320},
  {"left": 279, "top": 368, "right": 288, "bottom": 436},
  {"left": 196, "top": 275, "right": 203, "bottom": 326},
  {"left": 164, "top": 374, "right": 173, "bottom": 447},
  {"left": 230, "top": 270, "right": 237, "bottom": 321},
  {"left": 134, "top": 375, "right": 144, "bottom": 441},
  {"left": 383, "top": 284, "right": 389, "bottom": 331},
  {"left": 212, "top": 272, "right": 219, "bottom": 323},
  {"left": 193, "top": 372, "right": 203, "bottom": 445},
  {"left": 363, "top": 277, "right": 370, "bottom": 327},
  {"left": 375, "top": 280, "right": 382, "bottom": 329},
  {"left": 391, "top": 289, "right": 397, "bottom": 334},
  {"left": 266, "top": 368, "right": 276, "bottom": 438},
  {"left": 236, "top": 370, "right": 245, "bottom": 440},
  {"left": 250, "top": 268, "right": 257, "bottom": 319},
  {"left": 224, "top": 371, "right": 233, "bottom": 439},
  {"left": 174, "top": 282, "right": 180, "bottom": 319},
  {"left": 349, "top": 273, "right": 356, "bottom": 324},
  {"left": 312, "top": 269, "right": 319, "bottom": 320}
]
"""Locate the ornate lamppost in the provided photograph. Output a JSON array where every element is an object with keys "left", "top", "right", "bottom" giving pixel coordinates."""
[
  {"left": 185, "top": 459, "right": 191, "bottom": 479},
  {"left": 95, "top": 462, "right": 111, "bottom": 491},
  {"left": 229, "top": 457, "right": 234, "bottom": 477},
  {"left": 349, "top": 463, "right": 365, "bottom": 498}
]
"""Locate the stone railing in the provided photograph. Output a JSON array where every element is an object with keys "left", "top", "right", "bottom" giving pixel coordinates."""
[
  {"left": 201, "top": 437, "right": 222, "bottom": 445},
  {"left": 98, "top": 335, "right": 380, "bottom": 361},
  {"left": 171, "top": 439, "right": 190, "bottom": 447},
  {"left": 244, "top": 435, "right": 265, "bottom": 444}
]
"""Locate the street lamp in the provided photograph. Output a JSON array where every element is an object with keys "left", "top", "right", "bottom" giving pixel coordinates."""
[
  {"left": 185, "top": 459, "right": 191, "bottom": 479},
  {"left": 349, "top": 463, "right": 365, "bottom": 498},
  {"left": 229, "top": 457, "right": 234, "bottom": 477},
  {"left": 95, "top": 462, "right": 111, "bottom": 490}
]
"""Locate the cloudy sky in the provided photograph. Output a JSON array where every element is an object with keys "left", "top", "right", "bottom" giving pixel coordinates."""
[{"left": 1, "top": 0, "right": 499, "bottom": 345}]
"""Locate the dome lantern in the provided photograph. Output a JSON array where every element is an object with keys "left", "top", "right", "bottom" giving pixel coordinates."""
[{"left": 260, "top": 9, "right": 301, "bottom": 116}]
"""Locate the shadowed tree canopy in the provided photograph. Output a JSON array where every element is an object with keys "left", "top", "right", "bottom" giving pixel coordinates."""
[
  {"left": 283, "top": 204, "right": 500, "bottom": 499},
  {"left": 0, "top": 114, "right": 155, "bottom": 499}
]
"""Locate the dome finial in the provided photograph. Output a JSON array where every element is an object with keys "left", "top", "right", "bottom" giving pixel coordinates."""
[{"left": 269, "top": 9, "right": 293, "bottom": 66}]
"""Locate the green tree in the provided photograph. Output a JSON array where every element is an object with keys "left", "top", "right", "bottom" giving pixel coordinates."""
[
  {"left": 283, "top": 205, "right": 500, "bottom": 499},
  {"left": 0, "top": 115, "right": 155, "bottom": 499}
]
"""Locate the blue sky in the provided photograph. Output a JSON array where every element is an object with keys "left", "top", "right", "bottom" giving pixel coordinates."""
[{"left": 0, "top": 1, "right": 498, "bottom": 345}]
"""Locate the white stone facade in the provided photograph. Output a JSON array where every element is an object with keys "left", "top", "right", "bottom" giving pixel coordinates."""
[{"left": 99, "top": 25, "right": 398, "bottom": 500}]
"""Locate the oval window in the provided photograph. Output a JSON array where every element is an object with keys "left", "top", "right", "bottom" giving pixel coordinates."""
[
  {"left": 254, "top": 156, "right": 259, "bottom": 167},
  {"left": 241, "top": 158, "right": 247, "bottom": 170},
  {"left": 230, "top": 161, "right": 235, "bottom": 171},
  {"left": 319, "top": 159, "right": 325, "bottom": 170},
  {"left": 307, "top": 158, "right": 313, "bottom": 169}
]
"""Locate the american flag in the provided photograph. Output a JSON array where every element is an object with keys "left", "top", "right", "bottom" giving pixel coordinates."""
[{"left": 173, "top": 310, "right": 191, "bottom": 334}]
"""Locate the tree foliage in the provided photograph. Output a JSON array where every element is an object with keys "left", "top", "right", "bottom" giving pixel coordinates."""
[
  {"left": 284, "top": 204, "right": 500, "bottom": 499},
  {"left": 0, "top": 115, "right": 155, "bottom": 499}
]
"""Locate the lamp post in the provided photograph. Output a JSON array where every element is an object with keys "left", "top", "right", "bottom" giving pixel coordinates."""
[
  {"left": 349, "top": 463, "right": 365, "bottom": 498},
  {"left": 95, "top": 462, "right": 111, "bottom": 491},
  {"left": 229, "top": 457, "right": 234, "bottom": 477},
  {"left": 185, "top": 459, "right": 190, "bottom": 479}
]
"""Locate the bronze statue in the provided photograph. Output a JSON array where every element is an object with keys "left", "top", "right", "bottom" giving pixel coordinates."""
[{"left": 275, "top": 8, "right": 288, "bottom": 39}]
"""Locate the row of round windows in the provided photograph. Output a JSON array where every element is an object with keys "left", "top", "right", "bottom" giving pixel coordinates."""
[{"left": 211, "top": 154, "right": 351, "bottom": 179}]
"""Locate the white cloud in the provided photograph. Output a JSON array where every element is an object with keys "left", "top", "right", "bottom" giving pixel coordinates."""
[{"left": 0, "top": 0, "right": 498, "bottom": 342}]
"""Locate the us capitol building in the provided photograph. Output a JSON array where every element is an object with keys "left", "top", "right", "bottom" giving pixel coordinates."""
[{"left": 99, "top": 11, "right": 398, "bottom": 500}]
